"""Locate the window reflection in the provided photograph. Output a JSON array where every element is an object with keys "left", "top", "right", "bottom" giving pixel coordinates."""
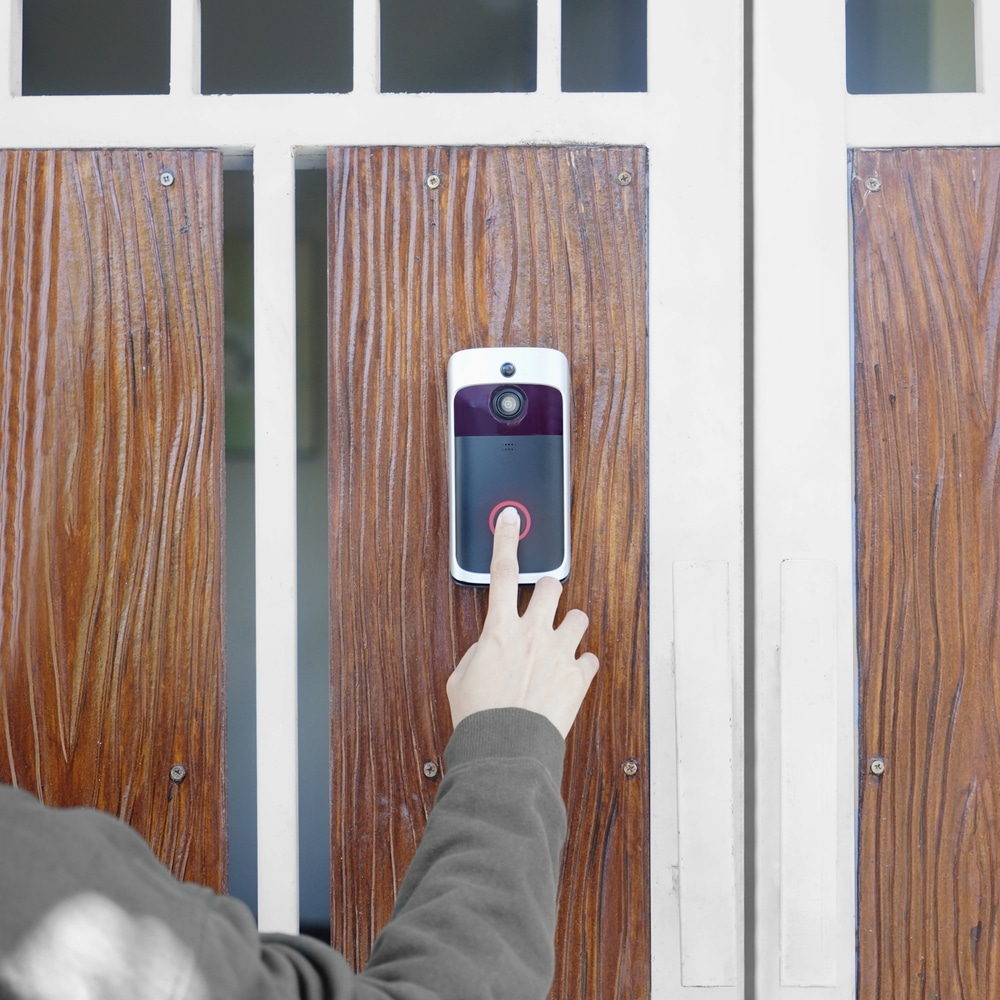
[
  {"left": 381, "top": 0, "right": 537, "bottom": 93},
  {"left": 22, "top": 0, "right": 168, "bottom": 96},
  {"left": 847, "top": 0, "right": 975, "bottom": 94},
  {"left": 562, "top": 0, "right": 646, "bottom": 93}
]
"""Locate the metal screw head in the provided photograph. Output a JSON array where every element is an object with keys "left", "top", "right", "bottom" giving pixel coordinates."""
[
  {"left": 169, "top": 764, "right": 187, "bottom": 783},
  {"left": 422, "top": 760, "right": 440, "bottom": 779},
  {"left": 617, "top": 170, "right": 633, "bottom": 186},
  {"left": 622, "top": 758, "right": 639, "bottom": 778},
  {"left": 159, "top": 170, "right": 175, "bottom": 187},
  {"left": 864, "top": 176, "right": 881, "bottom": 192},
  {"left": 426, "top": 173, "right": 441, "bottom": 190},
  {"left": 869, "top": 757, "right": 886, "bottom": 776}
]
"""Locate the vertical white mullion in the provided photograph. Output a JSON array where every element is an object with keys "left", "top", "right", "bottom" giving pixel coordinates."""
[
  {"left": 754, "top": 0, "right": 855, "bottom": 996},
  {"left": 536, "top": 0, "right": 561, "bottom": 96},
  {"left": 170, "top": 0, "right": 201, "bottom": 96},
  {"left": 649, "top": 0, "right": 745, "bottom": 995},
  {"left": 976, "top": 0, "right": 1000, "bottom": 94},
  {"left": 354, "top": 0, "right": 380, "bottom": 95},
  {"left": 253, "top": 143, "right": 300, "bottom": 934},
  {"left": 1, "top": 0, "right": 21, "bottom": 99}
]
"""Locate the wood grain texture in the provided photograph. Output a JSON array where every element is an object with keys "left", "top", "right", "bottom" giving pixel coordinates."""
[
  {"left": 0, "top": 149, "right": 226, "bottom": 889},
  {"left": 854, "top": 148, "right": 1000, "bottom": 998},
  {"left": 328, "top": 146, "right": 649, "bottom": 998}
]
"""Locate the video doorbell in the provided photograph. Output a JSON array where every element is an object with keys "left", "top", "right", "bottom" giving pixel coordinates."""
[{"left": 448, "top": 347, "right": 571, "bottom": 586}]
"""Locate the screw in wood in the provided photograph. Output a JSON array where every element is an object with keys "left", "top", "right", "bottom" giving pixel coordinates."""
[
  {"left": 622, "top": 758, "right": 639, "bottom": 778},
  {"left": 617, "top": 170, "right": 633, "bottom": 186},
  {"left": 159, "top": 170, "right": 175, "bottom": 187},
  {"left": 869, "top": 757, "right": 886, "bottom": 776},
  {"left": 426, "top": 173, "right": 441, "bottom": 190},
  {"left": 864, "top": 176, "right": 881, "bottom": 193},
  {"left": 422, "top": 760, "right": 440, "bottom": 779},
  {"left": 169, "top": 764, "right": 187, "bottom": 783}
]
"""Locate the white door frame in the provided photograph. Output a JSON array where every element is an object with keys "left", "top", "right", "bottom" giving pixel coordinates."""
[
  {"left": 0, "top": 0, "right": 745, "bottom": 994},
  {"left": 755, "top": 1, "right": 1000, "bottom": 997}
]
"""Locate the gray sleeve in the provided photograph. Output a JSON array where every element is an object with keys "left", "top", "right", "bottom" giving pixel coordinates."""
[
  {"left": 0, "top": 708, "right": 567, "bottom": 1000},
  {"left": 258, "top": 707, "right": 568, "bottom": 1000}
]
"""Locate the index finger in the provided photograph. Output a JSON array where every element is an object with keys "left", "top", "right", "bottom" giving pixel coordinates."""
[{"left": 487, "top": 506, "right": 521, "bottom": 620}]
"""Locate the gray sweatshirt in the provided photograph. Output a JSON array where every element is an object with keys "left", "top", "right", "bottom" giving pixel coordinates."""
[{"left": 0, "top": 708, "right": 566, "bottom": 1000}]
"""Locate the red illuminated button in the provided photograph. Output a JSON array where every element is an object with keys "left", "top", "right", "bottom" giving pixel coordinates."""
[{"left": 488, "top": 500, "right": 531, "bottom": 541}]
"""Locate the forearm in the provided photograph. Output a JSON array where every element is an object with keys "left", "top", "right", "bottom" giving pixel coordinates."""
[
  {"left": 257, "top": 708, "right": 566, "bottom": 1000},
  {"left": 353, "top": 707, "right": 567, "bottom": 999}
]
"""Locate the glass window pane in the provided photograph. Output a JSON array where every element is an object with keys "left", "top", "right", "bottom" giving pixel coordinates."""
[
  {"left": 224, "top": 168, "right": 332, "bottom": 936},
  {"left": 562, "top": 0, "right": 646, "bottom": 92},
  {"left": 223, "top": 167, "right": 257, "bottom": 919},
  {"left": 380, "top": 0, "right": 536, "bottom": 94},
  {"left": 294, "top": 170, "right": 332, "bottom": 942},
  {"left": 22, "top": 0, "right": 169, "bottom": 96},
  {"left": 847, "top": 0, "right": 975, "bottom": 94},
  {"left": 202, "top": 0, "right": 352, "bottom": 95}
]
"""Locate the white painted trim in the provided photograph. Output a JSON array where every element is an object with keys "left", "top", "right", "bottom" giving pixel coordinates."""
[
  {"left": 779, "top": 560, "right": 839, "bottom": 988},
  {"left": 673, "top": 562, "right": 739, "bottom": 988},
  {"left": 977, "top": 0, "right": 998, "bottom": 94},
  {"left": 253, "top": 143, "right": 301, "bottom": 933},
  {"left": 1, "top": 0, "right": 19, "bottom": 99},
  {"left": 169, "top": 0, "right": 200, "bottom": 97},
  {"left": 649, "top": 0, "right": 745, "bottom": 994},
  {"left": 754, "top": 0, "right": 856, "bottom": 997},
  {"left": 846, "top": 92, "right": 1000, "bottom": 146},
  {"left": 354, "top": 0, "right": 380, "bottom": 96},
  {"left": 0, "top": 92, "right": 655, "bottom": 149},
  {"left": 536, "top": 0, "right": 561, "bottom": 97}
]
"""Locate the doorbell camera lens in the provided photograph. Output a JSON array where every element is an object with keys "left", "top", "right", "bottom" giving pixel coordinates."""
[
  {"left": 500, "top": 362, "right": 516, "bottom": 378},
  {"left": 491, "top": 386, "right": 526, "bottom": 420}
]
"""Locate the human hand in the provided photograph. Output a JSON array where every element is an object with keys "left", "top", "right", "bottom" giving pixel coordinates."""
[{"left": 447, "top": 506, "right": 600, "bottom": 738}]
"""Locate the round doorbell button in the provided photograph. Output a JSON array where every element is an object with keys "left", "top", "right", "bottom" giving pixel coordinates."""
[{"left": 488, "top": 501, "right": 531, "bottom": 540}]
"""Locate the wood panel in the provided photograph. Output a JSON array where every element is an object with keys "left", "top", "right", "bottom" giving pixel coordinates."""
[
  {"left": 0, "top": 149, "right": 226, "bottom": 889},
  {"left": 854, "top": 147, "right": 1000, "bottom": 998},
  {"left": 328, "top": 146, "right": 648, "bottom": 998}
]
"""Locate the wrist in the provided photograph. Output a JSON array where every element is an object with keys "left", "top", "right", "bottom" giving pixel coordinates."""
[{"left": 444, "top": 708, "right": 565, "bottom": 787}]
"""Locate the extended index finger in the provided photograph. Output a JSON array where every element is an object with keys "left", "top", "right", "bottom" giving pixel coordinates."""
[{"left": 487, "top": 506, "right": 521, "bottom": 620}]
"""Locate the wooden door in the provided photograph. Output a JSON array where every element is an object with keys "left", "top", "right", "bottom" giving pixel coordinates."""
[
  {"left": 328, "top": 146, "right": 649, "bottom": 998},
  {"left": 854, "top": 147, "right": 1000, "bottom": 997},
  {"left": 0, "top": 149, "right": 226, "bottom": 890}
]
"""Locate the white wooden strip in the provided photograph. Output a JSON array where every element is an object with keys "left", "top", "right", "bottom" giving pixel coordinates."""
[
  {"left": 169, "top": 0, "right": 200, "bottom": 97},
  {"left": 10, "top": 81, "right": 1000, "bottom": 153},
  {"left": 778, "top": 559, "right": 838, "bottom": 987},
  {"left": 976, "top": 0, "right": 1000, "bottom": 94},
  {"left": 253, "top": 143, "right": 300, "bottom": 933},
  {"left": 754, "top": 0, "right": 856, "bottom": 996},
  {"left": 846, "top": 92, "right": 1000, "bottom": 147},
  {"left": 673, "top": 561, "right": 738, "bottom": 988},
  {"left": 354, "top": 0, "right": 380, "bottom": 95},
  {"left": 647, "top": 0, "right": 744, "bottom": 995},
  {"left": 0, "top": 0, "right": 19, "bottom": 99},
  {"left": 0, "top": 92, "right": 654, "bottom": 148},
  {"left": 536, "top": 0, "right": 561, "bottom": 97}
]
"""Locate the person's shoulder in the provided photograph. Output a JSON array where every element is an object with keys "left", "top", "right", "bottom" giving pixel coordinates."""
[
  {"left": 0, "top": 782, "right": 158, "bottom": 867},
  {"left": 0, "top": 782, "right": 51, "bottom": 825}
]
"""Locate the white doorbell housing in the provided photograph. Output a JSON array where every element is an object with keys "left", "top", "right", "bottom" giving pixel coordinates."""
[{"left": 448, "top": 347, "right": 571, "bottom": 586}]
